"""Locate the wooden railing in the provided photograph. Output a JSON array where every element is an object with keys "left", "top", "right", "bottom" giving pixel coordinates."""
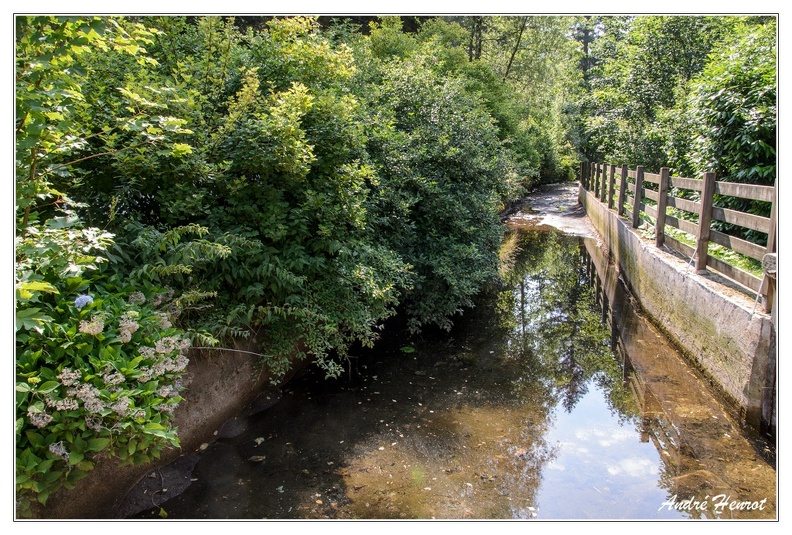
[{"left": 580, "top": 162, "right": 777, "bottom": 313}]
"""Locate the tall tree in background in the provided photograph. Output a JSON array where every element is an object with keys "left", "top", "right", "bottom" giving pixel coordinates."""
[{"left": 576, "top": 15, "right": 744, "bottom": 170}]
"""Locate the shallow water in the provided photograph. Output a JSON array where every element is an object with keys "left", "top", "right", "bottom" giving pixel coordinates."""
[{"left": 132, "top": 228, "right": 776, "bottom": 520}]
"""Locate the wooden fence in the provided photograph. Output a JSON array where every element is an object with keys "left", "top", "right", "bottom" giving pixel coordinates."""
[{"left": 580, "top": 162, "right": 777, "bottom": 313}]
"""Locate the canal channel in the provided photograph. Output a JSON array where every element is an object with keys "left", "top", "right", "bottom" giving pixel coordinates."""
[{"left": 127, "top": 190, "right": 776, "bottom": 520}]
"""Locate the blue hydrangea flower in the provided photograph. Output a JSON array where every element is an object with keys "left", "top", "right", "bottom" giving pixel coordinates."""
[{"left": 74, "top": 294, "right": 94, "bottom": 310}]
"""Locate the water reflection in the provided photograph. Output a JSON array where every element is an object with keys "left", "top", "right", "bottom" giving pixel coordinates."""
[
  {"left": 130, "top": 228, "right": 776, "bottom": 520},
  {"left": 579, "top": 234, "right": 776, "bottom": 519}
]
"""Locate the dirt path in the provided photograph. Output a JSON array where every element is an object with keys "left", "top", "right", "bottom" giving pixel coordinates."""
[{"left": 507, "top": 182, "right": 598, "bottom": 239}]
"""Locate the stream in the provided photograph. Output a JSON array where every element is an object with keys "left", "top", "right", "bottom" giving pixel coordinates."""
[{"left": 129, "top": 205, "right": 776, "bottom": 520}]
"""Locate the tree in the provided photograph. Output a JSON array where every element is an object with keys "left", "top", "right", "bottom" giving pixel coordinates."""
[
  {"left": 686, "top": 19, "right": 776, "bottom": 243},
  {"left": 578, "top": 16, "right": 738, "bottom": 170},
  {"left": 359, "top": 51, "right": 514, "bottom": 331}
]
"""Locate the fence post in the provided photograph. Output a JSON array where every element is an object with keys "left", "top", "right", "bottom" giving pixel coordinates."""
[
  {"left": 695, "top": 171, "right": 716, "bottom": 272},
  {"left": 600, "top": 163, "right": 607, "bottom": 203},
  {"left": 608, "top": 164, "right": 616, "bottom": 210},
  {"left": 586, "top": 161, "right": 591, "bottom": 190},
  {"left": 761, "top": 186, "right": 777, "bottom": 313},
  {"left": 655, "top": 167, "right": 670, "bottom": 247},
  {"left": 580, "top": 161, "right": 588, "bottom": 189},
  {"left": 632, "top": 166, "right": 644, "bottom": 229},
  {"left": 584, "top": 162, "right": 590, "bottom": 190},
  {"left": 617, "top": 164, "right": 628, "bottom": 217},
  {"left": 594, "top": 163, "right": 601, "bottom": 201}
]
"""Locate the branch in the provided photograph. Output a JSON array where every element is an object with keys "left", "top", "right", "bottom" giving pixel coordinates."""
[
  {"left": 190, "top": 346, "right": 266, "bottom": 358},
  {"left": 503, "top": 17, "right": 528, "bottom": 83}
]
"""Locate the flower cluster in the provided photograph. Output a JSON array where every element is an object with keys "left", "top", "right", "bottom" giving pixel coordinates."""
[
  {"left": 57, "top": 367, "right": 81, "bottom": 386},
  {"left": 128, "top": 291, "right": 146, "bottom": 305},
  {"left": 84, "top": 415, "right": 103, "bottom": 433},
  {"left": 136, "top": 353, "right": 190, "bottom": 382},
  {"left": 158, "top": 312, "right": 172, "bottom": 329},
  {"left": 66, "top": 383, "right": 105, "bottom": 413},
  {"left": 155, "top": 335, "right": 190, "bottom": 355},
  {"left": 102, "top": 369, "right": 125, "bottom": 386},
  {"left": 79, "top": 316, "right": 104, "bottom": 336},
  {"left": 27, "top": 407, "right": 52, "bottom": 429},
  {"left": 45, "top": 395, "right": 79, "bottom": 411},
  {"left": 74, "top": 294, "right": 93, "bottom": 309},
  {"left": 111, "top": 397, "right": 131, "bottom": 417},
  {"left": 48, "top": 441, "right": 69, "bottom": 462},
  {"left": 118, "top": 313, "right": 140, "bottom": 344}
]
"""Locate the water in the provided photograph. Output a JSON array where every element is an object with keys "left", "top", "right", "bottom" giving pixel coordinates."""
[{"left": 131, "top": 228, "right": 776, "bottom": 520}]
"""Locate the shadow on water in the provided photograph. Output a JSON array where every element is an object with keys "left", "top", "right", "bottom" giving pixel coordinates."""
[{"left": 130, "top": 228, "right": 776, "bottom": 520}]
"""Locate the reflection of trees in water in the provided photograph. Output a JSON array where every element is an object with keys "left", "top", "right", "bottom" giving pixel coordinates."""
[{"left": 496, "top": 229, "right": 638, "bottom": 419}]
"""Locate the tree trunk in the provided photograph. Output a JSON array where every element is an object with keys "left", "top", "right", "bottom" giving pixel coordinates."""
[{"left": 503, "top": 17, "right": 528, "bottom": 81}]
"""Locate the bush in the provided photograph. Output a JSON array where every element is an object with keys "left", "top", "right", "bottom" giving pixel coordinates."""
[
  {"left": 362, "top": 58, "right": 515, "bottom": 331},
  {"left": 15, "top": 217, "right": 189, "bottom": 515},
  {"left": 686, "top": 20, "right": 776, "bottom": 243}
]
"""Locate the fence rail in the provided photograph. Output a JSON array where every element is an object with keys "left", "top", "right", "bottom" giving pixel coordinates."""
[{"left": 580, "top": 162, "right": 776, "bottom": 313}]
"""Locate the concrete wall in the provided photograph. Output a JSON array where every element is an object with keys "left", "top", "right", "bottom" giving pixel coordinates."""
[{"left": 579, "top": 186, "right": 774, "bottom": 430}]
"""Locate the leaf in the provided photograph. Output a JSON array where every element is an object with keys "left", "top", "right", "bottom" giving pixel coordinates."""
[
  {"left": 25, "top": 431, "right": 44, "bottom": 447},
  {"left": 171, "top": 142, "right": 193, "bottom": 157},
  {"left": 15, "top": 307, "right": 53, "bottom": 333},
  {"left": 37, "top": 381, "right": 60, "bottom": 394},
  {"left": 44, "top": 214, "right": 80, "bottom": 229},
  {"left": 85, "top": 437, "right": 110, "bottom": 452},
  {"left": 142, "top": 422, "right": 171, "bottom": 438},
  {"left": 19, "top": 280, "right": 60, "bottom": 297},
  {"left": 36, "top": 459, "right": 54, "bottom": 474}
]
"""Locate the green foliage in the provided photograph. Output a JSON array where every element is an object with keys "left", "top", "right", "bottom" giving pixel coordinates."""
[
  {"left": 15, "top": 215, "right": 189, "bottom": 516},
  {"left": 473, "top": 16, "right": 583, "bottom": 183},
  {"left": 368, "top": 17, "right": 419, "bottom": 60},
  {"left": 360, "top": 57, "right": 513, "bottom": 331},
  {"left": 579, "top": 16, "right": 737, "bottom": 169},
  {"left": 687, "top": 22, "right": 776, "bottom": 181},
  {"left": 17, "top": 15, "right": 598, "bottom": 512},
  {"left": 15, "top": 16, "right": 200, "bottom": 515},
  {"left": 685, "top": 20, "right": 776, "bottom": 243}
]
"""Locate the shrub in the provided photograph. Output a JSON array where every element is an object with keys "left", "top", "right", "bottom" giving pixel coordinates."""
[{"left": 15, "top": 217, "right": 190, "bottom": 515}]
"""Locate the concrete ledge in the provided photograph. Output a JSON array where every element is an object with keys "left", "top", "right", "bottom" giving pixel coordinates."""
[{"left": 579, "top": 186, "right": 773, "bottom": 430}]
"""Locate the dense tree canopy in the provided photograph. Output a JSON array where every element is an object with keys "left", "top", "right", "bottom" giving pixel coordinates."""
[{"left": 15, "top": 15, "right": 776, "bottom": 514}]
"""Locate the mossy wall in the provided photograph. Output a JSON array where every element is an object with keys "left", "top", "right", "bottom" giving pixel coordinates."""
[{"left": 579, "top": 186, "right": 773, "bottom": 429}]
